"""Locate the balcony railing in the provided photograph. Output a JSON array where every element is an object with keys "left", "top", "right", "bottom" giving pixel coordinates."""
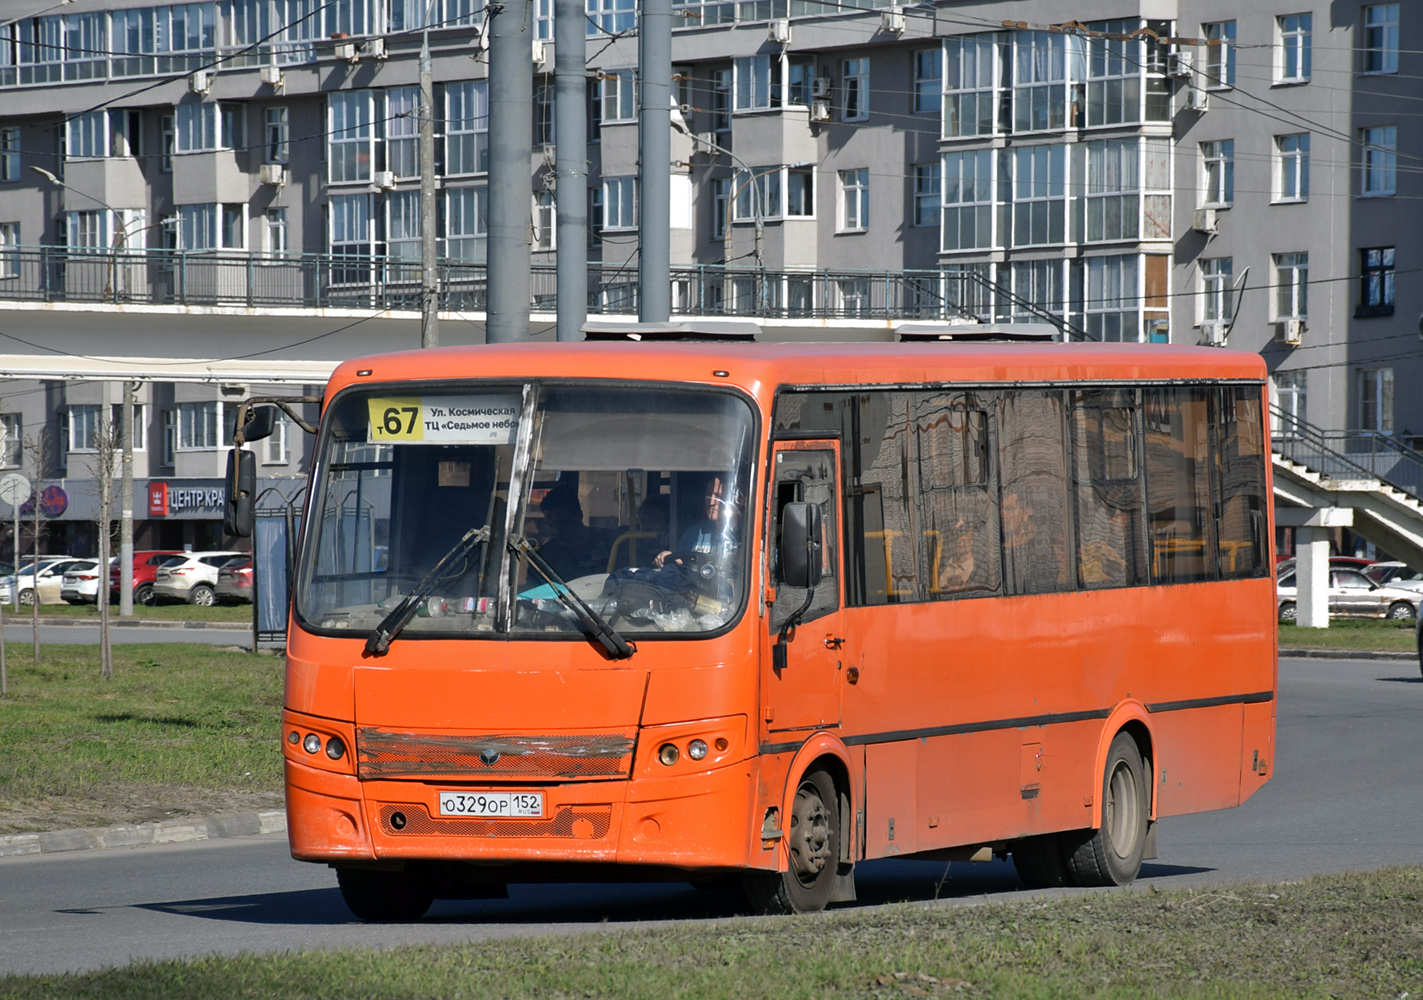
[
  {"left": 0, "top": 246, "right": 987, "bottom": 323},
  {"left": 1271, "top": 405, "right": 1423, "bottom": 502}
]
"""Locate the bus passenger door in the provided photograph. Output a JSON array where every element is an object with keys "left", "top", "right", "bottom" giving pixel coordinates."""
[{"left": 762, "top": 442, "right": 845, "bottom": 738}]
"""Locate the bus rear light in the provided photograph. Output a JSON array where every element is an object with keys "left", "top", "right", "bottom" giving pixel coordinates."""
[{"left": 657, "top": 743, "right": 680, "bottom": 766}]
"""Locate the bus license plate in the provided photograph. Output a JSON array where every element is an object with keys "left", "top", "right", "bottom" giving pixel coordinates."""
[{"left": 437, "top": 791, "right": 543, "bottom": 818}]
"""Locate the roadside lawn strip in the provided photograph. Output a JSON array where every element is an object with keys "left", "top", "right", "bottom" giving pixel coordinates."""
[
  {"left": 3, "top": 866, "right": 1421, "bottom": 1000},
  {"left": 1277, "top": 617, "right": 1417, "bottom": 654}
]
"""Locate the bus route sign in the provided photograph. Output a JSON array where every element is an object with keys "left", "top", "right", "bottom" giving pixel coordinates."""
[{"left": 367, "top": 394, "right": 520, "bottom": 446}]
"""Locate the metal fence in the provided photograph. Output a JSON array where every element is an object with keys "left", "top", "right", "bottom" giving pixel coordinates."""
[
  {"left": 1272, "top": 406, "right": 1423, "bottom": 501},
  {"left": 0, "top": 246, "right": 986, "bottom": 322}
]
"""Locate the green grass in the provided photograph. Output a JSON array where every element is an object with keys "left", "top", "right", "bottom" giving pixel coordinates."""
[
  {"left": 3, "top": 866, "right": 1421, "bottom": 999},
  {"left": 1277, "top": 616, "right": 1418, "bottom": 653},
  {"left": 1, "top": 602, "right": 252, "bottom": 623},
  {"left": 0, "top": 643, "right": 283, "bottom": 833}
]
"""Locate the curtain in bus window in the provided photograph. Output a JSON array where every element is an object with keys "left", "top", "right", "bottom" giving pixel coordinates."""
[
  {"left": 1071, "top": 389, "right": 1147, "bottom": 588},
  {"left": 1144, "top": 387, "right": 1214, "bottom": 584},
  {"left": 998, "top": 390, "right": 1071, "bottom": 594},
  {"left": 851, "top": 392, "right": 921, "bottom": 604},
  {"left": 1215, "top": 387, "right": 1268, "bottom": 578},
  {"left": 912, "top": 391, "right": 1001, "bottom": 598}
]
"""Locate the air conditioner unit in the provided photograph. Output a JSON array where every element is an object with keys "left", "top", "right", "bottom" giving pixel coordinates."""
[
  {"left": 1192, "top": 208, "right": 1218, "bottom": 234},
  {"left": 259, "top": 65, "right": 284, "bottom": 88},
  {"left": 373, "top": 170, "right": 396, "bottom": 190},
  {"left": 334, "top": 41, "right": 358, "bottom": 62},
  {"left": 188, "top": 70, "right": 211, "bottom": 95},
  {"left": 1276, "top": 319, "right": 1305, "bottom": 346},
  {"left": 1169, "top": 51, "right": 1194, "bottom": 78},
  {"left": 880, "top": 6, "right": 905, "bottom": 33},
  {"left": 1199, "top": 321, "right": 1225, "bottom": 346},
  {"left": 531, "top": 39, "right": 548, "bottom": 66},
  {"left": 768, "top": 19, "right": 790, "bottom": 43},
  {"left": 811, "top": 99, "right": 832, "bottom": 122},
  {"left": 1184, "top": 86, "right": 1209, "bottom": 111},
  {"left": 811, "top": 75, "right": 832, "bottom": 98},
  {"left": 259, "top": 164, "right": 286, "bottom": 186},
  {"left": 365, "top": 37, "right": 386, "bottom": 60}
]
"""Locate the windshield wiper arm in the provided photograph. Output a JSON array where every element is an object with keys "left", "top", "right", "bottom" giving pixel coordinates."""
[
  {"left": 511, "top": 535, "right": 635, "bottom": 660},
  {"left": 365, "top": 525, "right": 490, "bottom": 657}
]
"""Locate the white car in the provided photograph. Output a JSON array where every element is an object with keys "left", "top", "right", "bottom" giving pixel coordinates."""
[
  {"left": 1363, "top": 562, "right": 1423, "bottom": 594},
  {"left": 1277, "top": 567, "right": 1421, "bottom": 621},
  {"left": 1, "top": 558, "right": 96, "bottom": 606},
  {"left": 60, "top": 560, "right": 106, "bottom": 603},
  {"left": 150, "top": 551, "right": 245, "bottom": 606}
]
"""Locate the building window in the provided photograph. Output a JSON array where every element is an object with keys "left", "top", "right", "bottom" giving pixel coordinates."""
[
  {"left": 162, "top": 409, "right": 176, "bottom": 466},
  {"left": 601, "top": 68, "right": 637, "bottom": 122},
  {"left": 1086, "top": 138, "right": 1139, "bottom": 243},
  {"left": 328, "top": 91, "right": 374, "bottom": 184},
  {"left": 1008, "top": 260, "right": 1064, "bottom": 325},
  {"left": 160, "top": 115, "right": 174, "bottom": 172},
  {"left": 533, "top": 190, "right": 555, "bottom": 251},
  {"left": 175, "top": 103, "right": 242, "bottom": 154},
  {"left": 329, "top": 193, "right": 374, "bottom": 282},
  {"left": 68, "top": 404, "right": 101, "bottom": 452},
  {"left": 1202, "top": 21, "right": 1235, "bottom": 87},
  {"left": 1012, "top": 144, "right": 1065, "bottom": 246},
  {"left": 446, "top": 81, "right": 490, "bottom": 176},
  {"left": 387, "top": 191, "right": 421, "bottom": 264},
  {"left": 66, "top": 112, "right": 107, "bottom": 160},
  {"left": 941, "top": 150, "right": 994, "bottom": 251},
  {"left": 1363, "top": 4, "right": 1400, "bottom": 74},
  {"left": 1276, "top": 133, "right": 1309, "bottom": 202},
  {"left": 1274, "top": 253, "right": 1308, "bottom": 320},
  {"left": 265, "top": 208, "right": 288, "bottom": 257},
  {"left": 446, "top": 186, "right": 487, "bottom": 261},
  {"left": 1359, "top": 247, "right": 1395, "bottom": 316},
  {"left": 913, "top": 48, "right": 941, "bottom": 115},
  {"left": 1202, "top": 139, "right": 1234, "bottom": 207},
  {"left": 914, "top": 162, "right": 941, "bottom": 228},
  {"left": 264, "top": 415, "right": 289, "bottom": 465},
  {"left": 710, "top": 68, "right": 731, "bottom": 131},
  {"left": 1361, "top": 126, "right": 1396, "bottom": 195},
  {"left": 265, "top": 107, "right": 288, "bottom": 163},
  {"left": 1201, "top": 257, "right": 1233, "bottom": 324},
  {"left": 178, "top": 401, "right": 223, "bottom": 450},
  {"left": 842, "top": 57, "right": 869, "bottom": 122},
  {"left": 67, "top": 210, "right": 109, "bottom": 251},
  {"left": 1277, "top": 13, "right": 1312, "bottom": 83},
  {"left": 733, "top": 167, "right": 781, "bottom": 222},
  {"left": 838, "top": 168, "right": 868, "bottom": 232},
  {"left": 786, "top": 57, "right": 815, "bottom": 107},
  {"left": 603, "top": 176, "right": 637, "bottom": 231},
  {"left": 111, "top": 403, "right": 146, "bottom": 451},
  {"left": 588, "top": 186, "right": 602, "bottom": 246},
  {"left": 786, "top": 167, "right": 814, "bottom": 218},
  {"left": 734, "top": 56, "right": 778, "bottom": 112},
  {"left": 711, "top": 176, "right": 728, "bottom": 241},
  {"left": 1359, "top": 368, "right": 1393, "bottom": 432},
  {"left": 0, "top": 413, "right": 19, "bottom": 467},
  {"left": 587, "top": 0, "right": 635, "bottom": 36},
  {"left": 1272, "top": 370, "right": 1306, "bottom": 439},
  {"left": 0, "top": 222, "right": 18, "bottom": 279},
  {"left": 1085, "top": 254, "right": 1140, "bottom": 342},
  {"left": 944, "top": 34, "right": 996, "bottom": 138},
  {"left": 1013, "top": 32, "right": 1068, "bottom": 132},
  {"left": 837, "top": 278, "right": 870, "bottom": 318},
  {"left": 535, "top": 77, "right": 555, "bottom": 146},
  {"left": 385, "top": 87, "right": 420, "bottom": 179},
  {"left": 0, "top": 128, "right": 18, "bottom": 181},
  {"left": 179, "top": 203, "right": 244, "bottom": 251},
  {"left": 1085, "top": 20, "right": 1141, "bottom": 127}
]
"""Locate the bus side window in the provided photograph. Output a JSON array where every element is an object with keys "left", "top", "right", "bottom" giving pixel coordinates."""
[
  {"left": 847, "top": 392, "right": 922, "bottom": 605},
  {"left": 1214, "top": 387, "right": 1268, "bottom": 578},
  {"left": 769, "top": 450, "right": 839, "bottom": 633},
  {"left": 1144, "top": 387, "right": 1215, "bottom": 584},
  {"left": 913, "top": 392, "right": 1001, "bottom": 599},
  {"left": 1071, "top": 389, "right": 1148, "bottom": 588},
  {"left": 998, "top": 390, "right": 1072, "bottom": 595}
]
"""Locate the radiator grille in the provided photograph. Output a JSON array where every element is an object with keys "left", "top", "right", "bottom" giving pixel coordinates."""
[{"left": 357, "top": 729, "right": 635, "bottom": 780}]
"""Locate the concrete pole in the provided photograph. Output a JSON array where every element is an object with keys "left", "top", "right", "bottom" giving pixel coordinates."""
[
  {"left": 1295, "top": 526, "right": 1330, "bottom": 629},
  {"left": 119, "top": 381, "right": 134, "bottom": 616},
  {"left": 486, "top": 0, "right": 533, "bottom": 343},
  {"left": 554, "top": 0, "right": 587, "bottom": 341},
  {"left": 419, "top": 16, "right": 440, "bottom": 349},
  {"left": 638, "top": 0, "right": 672, "bottom": 322}
]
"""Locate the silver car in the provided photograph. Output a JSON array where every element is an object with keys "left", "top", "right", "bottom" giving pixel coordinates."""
[
  {"left": 1363, "top": 562, "right": 1423, "bottom": 594},
  {"left": 1277, "top": 568, "right": 1420, "bottom": 621}
]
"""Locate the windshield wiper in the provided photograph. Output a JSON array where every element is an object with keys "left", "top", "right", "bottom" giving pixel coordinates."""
[
  {"left": 364, "top": 525, "right": 490, "bottom": 657},
  {"left": 511, "top": 535, "right": 636, "bottom": 660}
]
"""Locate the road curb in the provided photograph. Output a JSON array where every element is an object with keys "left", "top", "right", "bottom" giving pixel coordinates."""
[
  {"left": 1, "top": 617, "right": 250, "bottom": 631},
  {"left": 0, "top": 809, "right": 287, "bottom": 858},
  {"left": 1281, "top": 648, "right": 1417, "bottom": 662}
]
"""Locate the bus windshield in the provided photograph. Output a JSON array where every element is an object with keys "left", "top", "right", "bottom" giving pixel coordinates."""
[{"left": 295, "top": 382, "right": 756, "bottom": 642}]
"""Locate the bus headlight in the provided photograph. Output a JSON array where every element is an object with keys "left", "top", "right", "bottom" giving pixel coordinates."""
[
  {"left": 687, "top": 739, "right": 709, "bottom": 761},
  {"left": 303, "top": 733, "right": 322, "bottom": 755},
  {"left": 657, "top": 743, "right": 680, "bottom": 766}
]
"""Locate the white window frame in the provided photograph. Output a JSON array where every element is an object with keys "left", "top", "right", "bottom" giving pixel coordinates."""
[
  {"left": 1363, "top": 4, "right": 1399, "bottom": 74},
  {"left": 68, "top": 404, "right": 102, "bottom": 453},
  {"left": 1203, "top": 21, "right": 1235, "bottom": 88},
  {"left": 445, "top": 81, "right": 490, "bottom": 177},
  {"left": 66, "top": 111, "right": 107, "bottom": 160},
  {"left": 734, "top": 55, "right": 779, "bottom": 112},
  {"left": 1361, "top": 126, "right": 1396, "bottom": 196},
  {"left": 1085, "top": 19, "right": 1141, "bottom": 128},
  {"left": 600, "top": 68, "right": 637, "bottom": 122},
  {"left": 1273, "top": 252, "right": 1308, "bottom": 320},
  {"left": 1358, "top": 368, "right": 1393, "bottom": 433},
  {"left": 385, "top": 87, "right": 420, "bottom": 179},
  {"left": 446, "top": 186, "right": 487, "bottom": 261},
  {"left": 1201, "top": 256, "right": 1233, "bottom": 324},
  {"left": 111, "top": 403, "right": 146, "bottom": 452},
  {"left": 943, "top": 34, "right": 996, "bottom": 138},
  {"left": 1012, "top": 144, "right": 1065, "bottom": 246},
  {"left": 387, "top": 190, "right": 422, "bottom": 261},
  {"left": 327, "top": 90, "right": 374, "bottom": 184},
  {"left": 733, "top": 167, "right": 782, "bottom": 223},
  {"left": 265, "top": 208, "right": 289, "bottom": 257},
  {"left": 841, "top": 57, "right": 869, "bottom": 122},
  {"left": 1275, "top": 133, "right": 1309, "bottom": 202},
  {"left": 1013, "top": 31, "right": 1073, "bottom": 133},
  {"left": 786, "top": 167, "right": 814, "bottom": 218},
  {"left": 264, "top": 107, "right": 289, "bottom": 163},
  {"left": 1201, "top": 139, "right": 1234, "bottom": 207},
  {"left": 1085, "top": 138, "right": 1140, "bottom": 243},
  {"left": 179, "top": 203, "right": 246, "bottom": 251},
  {"left": 1084, "top": 253, "right": 1140, "bottom": 342},
  {"left": 162, "top": 408, "right": 176, "bottom": 466},
  {"left": 1008, "top": 259, "right": 1065, "bottom": 325},
  {"left": 0, "top": 128, "right": 18, "bottom": 181},
  {"left": 913, "top": 48, "right": 941, "bottom": 115},
  {"left": 0, "top": 413, "right": 20, "bottom": 467},
  {"left": 1276, "top": 13, "right": 1312, "bottom": 84},
  {"left": 941, "top": 149, "right": 994, "bottom": 252},
  {"left": 913, "top": 162, "right": 941, "bottom": 228},
  {"left": 329, "top": 192, "right": 374, "bottom": 257},
  {"left": 264, "top": 414, "right": 290, "bottom": 465},
  {"left": 711, "top": 176, "right": 729, "bottom": 240},
  {"left": 837, "top": 168, "right": 868, "bottom": 232},
  {"left": 0, "top": 222, "right": 19, "bottom": 279},
  {"left": 177, "top": 400, "right": 223, "bottom": 451},
  {"left": 603, "top": 176, "right": 638, "bottom": 231},
  {"left": 533, "top": 190, "right": 556, "bottom": 251}
]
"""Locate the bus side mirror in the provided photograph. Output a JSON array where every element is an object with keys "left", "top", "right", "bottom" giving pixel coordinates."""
[
  {"left": 232, "top": 404, "right": 276, "bottom": 443},
  {"left": 779, "top": 502, "right": 822, "bottom": 590},
  {"left": 224, "top": 448, "right": 256, "bottom": 538}
]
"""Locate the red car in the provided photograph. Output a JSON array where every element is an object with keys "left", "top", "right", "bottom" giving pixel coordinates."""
[
  {"left": 109, "top": 550, "right": 185, "bottom": 606},
  {"left": 215, "top": 558, "right": 254, "bottom": 603}
]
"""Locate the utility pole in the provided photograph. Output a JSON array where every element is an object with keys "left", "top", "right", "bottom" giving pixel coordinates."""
[
  {"left": 119, "top": 381, "right": 134, "bottom": 616},
  {"left": 553, "top": 0, "right": 587, "bottom": 341},
  {"left": 419, "top": 2, "right": 440, "bottom": 348},
  {"left": 638, "top": 0, "right": 672, "bottom": 322},
  {"left": 486, "top": 0, "right": 533, "bottom": 343}
]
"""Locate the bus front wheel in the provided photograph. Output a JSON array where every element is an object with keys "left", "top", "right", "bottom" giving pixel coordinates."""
[
  {"left": 336, "top": 866, "right": 435, "bottom": 922},
  {"left": 1065, "top": 732, "right": 1149, "bottom": 887},
  {"left": 742, "top": 768, "right": 839, "bottom": 914}
]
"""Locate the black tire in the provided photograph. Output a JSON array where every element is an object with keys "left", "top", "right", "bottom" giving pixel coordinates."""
[
  {"left": 1065, "top": 733, "right": 1149, "bottom": 887},
  {"left": 741, "top": 769, "right": 840, "bottom": 914},
  {"left": 1278, "top": 601, "right": 1297, "bottom": 622},
  {"left": 335, "top": 867, "right": 435, "bottom": 922},
  {"left": 188, "top": 584, "right": 215, "bottom": 607},
  {"left": 135, "top": 583, "right": 155, "bottom": 606},
  {"left": 1385, "top": 601, "right": 1415, "bottom": 621},
  {"left": 1012, "top": 834, "right": 1072, "bottom": 889}
]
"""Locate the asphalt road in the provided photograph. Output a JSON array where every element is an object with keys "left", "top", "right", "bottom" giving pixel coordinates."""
[{"left": 1, "top": 655, "right": 1420, "bottom": 976}]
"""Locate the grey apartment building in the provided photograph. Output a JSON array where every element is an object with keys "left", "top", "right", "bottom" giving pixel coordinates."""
[{"left": 0, "top": 0, "right": 1415, "bottom": 558}]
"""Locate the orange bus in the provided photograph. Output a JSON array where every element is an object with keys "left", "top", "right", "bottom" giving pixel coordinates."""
[{"left": 243, "top": 338, "right": 1275, "bottom": 920}]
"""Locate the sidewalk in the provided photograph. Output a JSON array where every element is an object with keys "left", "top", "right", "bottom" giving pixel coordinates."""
[
  {"left": 0, "top": 809, "right": 287, "bottom": 859},
  {"left": 4, "top": 616, "right": 249, "bottom": 630}
]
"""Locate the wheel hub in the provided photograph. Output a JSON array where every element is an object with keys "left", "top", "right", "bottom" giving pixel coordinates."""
[{"left": 789, "top": 783, "right": 833, "bottom": 883}]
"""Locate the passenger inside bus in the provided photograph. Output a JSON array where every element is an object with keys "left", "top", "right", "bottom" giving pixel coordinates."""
[{"left": 536, "top": 482, "right": 614, "bottom": 579}]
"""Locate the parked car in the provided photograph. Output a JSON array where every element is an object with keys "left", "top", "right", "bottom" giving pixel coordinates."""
[
  {"left": 1363, "top": 562, "right": 1423, "bottom": 593},
  {"left": 215, "top": 558, "right": 253, "bottom": 603},
  {"left": 60, "top": 560, "right": 107, "bottom": 603},
  {"left": 1, "top": 558, "right": 97, "bottom": 605},
  {"left": 109, "top": 550, "right": 186, "bottom": 606},
  {"left": 150, "top": 552, "right": 245, "bottom": 606},
  {"left": 1275, "top": 556, "right": 1376, "bottom": 578},
  {"left": 1277, "top": 568, "right": 1421, "bottom": 621}
]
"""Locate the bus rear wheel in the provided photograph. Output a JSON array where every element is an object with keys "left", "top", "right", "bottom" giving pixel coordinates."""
[
  {"left": 335, "top": 866, "right": 435, "bottom": 922},
  {"left": 1065, "top": 732, "right": 1149, "bottom": 887},
  {"left": 741, "top": 768, "right": 839, "bottom": 914}
]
